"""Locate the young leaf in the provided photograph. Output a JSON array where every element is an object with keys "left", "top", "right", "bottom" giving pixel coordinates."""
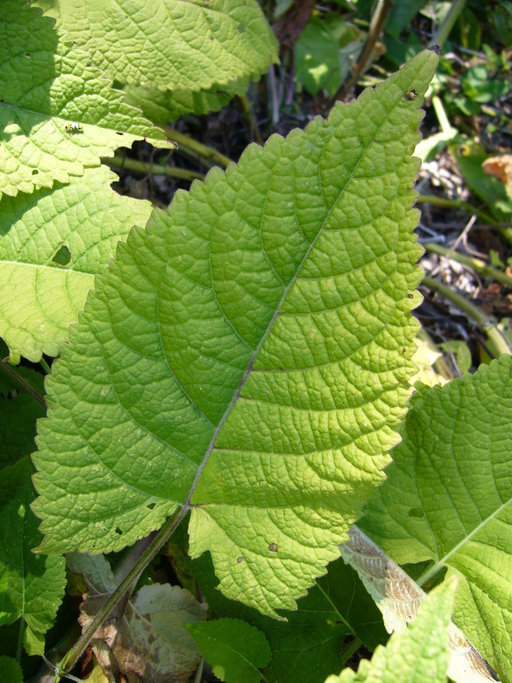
[
  {"left": 34, "top": 0, "right": 279, "bottom": 92},
  {"left": 325, "top": 578, "right": 457, "bottom": 683},
  {"left": 0, "top": 166, "right": 152, "bottom": 362},
  {"left": 361, "top": 354, "right": 512, "bottom": 681},
  {"left": 0, "top": 457, "right": 66, "bottom": 656},
  {"left": 187, "top": 618, "right": 271, "bottom": 683},
  {"left": 33, "top": 52, "right": 438, "bottom": 617},
  {"left": 0, "top": 1, "right": 170, "bottom": 199}
]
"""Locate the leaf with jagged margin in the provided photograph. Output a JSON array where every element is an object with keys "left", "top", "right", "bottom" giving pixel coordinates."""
[
  {"left": 187, "top": 618, "right": 271, "bottom": 683},
  {"left": 0, "top": 368, "right": 45, "bottom": 467},
  {"left": 342, "top": 527, "right": 498, "bottom": 683},
  {"left": 0, "top": 1, "right": 171, "bottom": 199},
  {"left": 0, "top": 165, "right": 152, "bottom": 363},
  {"left": 33, "top": 0, "right": 279, "bottom": 93},
  {"left": 122, "top": 78, "right": 250, "bottom": 126},
  {"left": 360, "top": 355, "right": 512, "bottom": 681},
  {"left": 32, "top": 51, "right": 438, "bottom": 616},
  {"left": 0, "top": 457, "right": 66, "bottom": 656},
  {"left": 325, "top": 578, "right": 457, "bottom": 683},
  {"left": 69, "top": 554, "right": 207, "bottom": 683}
]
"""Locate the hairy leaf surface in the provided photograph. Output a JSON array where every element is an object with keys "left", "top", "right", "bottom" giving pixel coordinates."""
[
  {"left": 0, "top": 1, "right": 169, "bottom": 198},
  {"left": 326, "top": 579, "right": 456, "bottom": 683},
  {"left": 34, "top": 0, "right": 278, "bottom": 92},
  {"left": 0, "top": 166, "right": 152, "bottom": 362},
  {"left": 33, "top": 52, "right": 438, "bottom": 615},
  {"left": 361, "top": 354, "right": 512, "bottom": 680}
]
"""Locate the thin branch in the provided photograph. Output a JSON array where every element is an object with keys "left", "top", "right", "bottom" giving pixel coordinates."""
[
  {"left": 106, "top": 155, "right": 204, "bottom": 182},
  {"left": 424, "top": 242, "right": 512, "bottom": 287},
  {"left": 165, "top": 128, "right": 233, "bottom": 169},
  {"left": 0, "top": 358, "right": 46, "bottom": 407},
  {"left": 417, "top": 194, "right": 496, "bottom": 226},
  {"left": 331, "top": 0, "right": 393, "bottom": 103}
]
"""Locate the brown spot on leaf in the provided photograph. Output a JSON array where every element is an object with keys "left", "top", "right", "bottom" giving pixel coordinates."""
[{"left": 268, "top": 543, "right": 278, "bottom": 553}]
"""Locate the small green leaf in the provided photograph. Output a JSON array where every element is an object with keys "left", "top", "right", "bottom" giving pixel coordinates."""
[
  {"left": 325, "top": 578, "right": 456, "bottom": 683},
  {"left": 0, "top": 166, "right": 152, "bottom": 362},
  {"left": 187, "top": 618, "right": 271, "bottom": 683},
  {"left": 361, "top": 355, "right": 512, "bottom": 681}
]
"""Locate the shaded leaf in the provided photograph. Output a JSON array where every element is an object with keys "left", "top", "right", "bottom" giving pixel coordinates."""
[
  {"left": 0, "top": 656, "right": 23, "bottom": 683},
  {"left": 187, "top": 618, "right": 271, "bottom": 683},
  {"left": 0, "top": 457, "right": 65, "bottom": 655}
]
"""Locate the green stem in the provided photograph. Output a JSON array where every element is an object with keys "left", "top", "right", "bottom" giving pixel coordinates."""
[
  {"left": 417, "top": 194, "right": 496, "bottom": 225},
  {"left": 164, "top": 128, "right": 233, "bottom": 169},
  {"left": 58, "top": 506, "right": 191, "bottom": 677},
  {"left": 422, "top": 276, "right": 512, "bottom": 357},
  {"left": 424, "top": 242, "right": 512, "bottom": 287},
  {"left": 431, "top": 95, "right": 456, "bottom": 136},
  {"left": 340, "top": 637, "right": 364, "bottom": 667},
  {"left": 0, "top": 359, "right": 46, "bottom": 406},
  {"left": 430, "top": 0, "right": 466, "bottom": 48},
  {"left": 331, "top": 0, "right": 393, "bottom": 102},
  {"left": 239, "top": 94, "right": 263, "bottom": 146},
  {"left": 40, "top": 357, "right": 51, "bottom": 374},
  {"left": 106, "top": 155, "right": 204, "bottom": 182}
]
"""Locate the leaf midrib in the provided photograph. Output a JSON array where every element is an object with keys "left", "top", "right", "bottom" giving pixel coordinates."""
[{"left": 185, "top": 85, "right": 410, "bottom": 509}]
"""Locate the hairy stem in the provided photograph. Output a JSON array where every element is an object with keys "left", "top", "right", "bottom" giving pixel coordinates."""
[
  {"left": 165, "top": 127, "right": 233, "bottom": 169},
  {"left": 422, "top": 276, "right": 512, "bottom": 357}
]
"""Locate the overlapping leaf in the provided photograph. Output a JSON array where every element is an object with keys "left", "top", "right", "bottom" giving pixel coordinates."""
[
  {"left": 0, "top": 1, "right": 170, "bottom": 199},
  {"left": 33, "top": 52, "right": 438, "bottom": 615},
  {"left": 0, "top": 166, "right": 152, "bottom": 362},
  {"left": 361, "top": 354, "right": 512, "bottom": 681},
  {"left": 34, "top": 0, "right": 279, "bottom": 93},
  {"left": 325, "top": 579, "right": 456, "bottom": 683}
]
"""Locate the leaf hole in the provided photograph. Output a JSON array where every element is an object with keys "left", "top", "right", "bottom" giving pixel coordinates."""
[
  {"left": 25, "top": 52, "right": 31, "bottom": 59},
  {"left": 115, "top": 527, "right": 122, "bottom": 535},
  {"left": 237, "top": 23, "right": 246, "bottom": 33},
  {"left": 147, "top": 503, "right": 156, "bottom": 510},
  {"left": 237, "top": 556, "right": 244, "bottom": 564},
  {"left": 32, "top": 169, "right": 39, "bottom": 175},
  {"left": 404, "top": 89, "right": 417, "bottom": 101},
  {"left": 51, "top": 245, "right": 71, "bottom": 267},
  {"left": 407, "top": 507, "right": 425, "bottom": 518},
  {"left": 116, "top": 131, "right": 124, "bottom": 136},
  {"left": 268, "top": 543, "right": 278, "bottom": 553}
]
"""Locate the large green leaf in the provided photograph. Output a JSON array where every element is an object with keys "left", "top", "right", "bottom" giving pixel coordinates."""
[
  {"left": 34, "top": 0, "right": 279, "bottom": 92},
  {"left": 0, "top": 457, "right": 66, "bottom": 656},
  {"left": 0, "top": 1, "right": 169, "bottom": 199},
  {"left": 361, "top": 354, "right": 512, "bottom": 681},
  {"left": 0, "top": 166, "right": 152, "bottom": 362},
  {"left": 33, "top": 52, "right": 438, "bottom": 616},
  {"left": 325, "top": 578, "right": 456, "bottom": 683}
]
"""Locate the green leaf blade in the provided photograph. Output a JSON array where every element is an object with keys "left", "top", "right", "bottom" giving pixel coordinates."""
[
  {"left": 361, "top": 354, "right": 512, "bottom": 680},
  {"left": 33, "top": 52, "right": 438, "bottom": 615}
]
